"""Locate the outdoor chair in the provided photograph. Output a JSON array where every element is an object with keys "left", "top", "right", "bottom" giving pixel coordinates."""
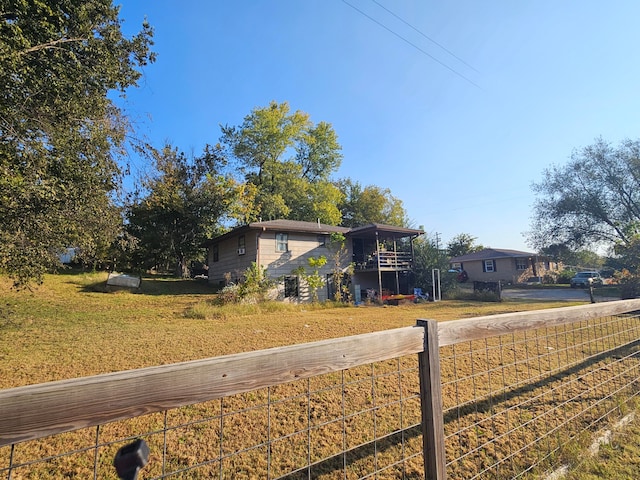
[{"left": 413, "top": 287, "right": 429, "bottom": 302}]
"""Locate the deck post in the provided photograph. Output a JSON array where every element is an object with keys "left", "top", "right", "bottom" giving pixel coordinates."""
[
  {"left": 417, "top": 319, "right": 447, "bottom": 479},
  {"left": 376, "top": 231, "right": 383, "bottom": 297},
  {"left": 393, "top": 238, "right": 400, "bottom": 294}
]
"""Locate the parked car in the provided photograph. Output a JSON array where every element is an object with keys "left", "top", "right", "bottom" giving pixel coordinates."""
[
  {"left": 189, "top": 261, "right": 208, "bottom": 278},
  {"left": 570, "top": 271, "right": 603, "bottom": 288}
]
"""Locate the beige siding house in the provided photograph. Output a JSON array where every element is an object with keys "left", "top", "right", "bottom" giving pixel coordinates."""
[
  {"left": 449, "top": 248, "right": 561, "bottom": 284},
  {"left": 204, "top": 220, "right": 424, "bottom": 302}
]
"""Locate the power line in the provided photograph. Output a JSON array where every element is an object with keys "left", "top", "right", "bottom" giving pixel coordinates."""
[
  {"left": 369, "top": 0, "right": 479, "bottom": 73},
  {"left": 341, "top": 0, "right": 482, "bottom": 90}
]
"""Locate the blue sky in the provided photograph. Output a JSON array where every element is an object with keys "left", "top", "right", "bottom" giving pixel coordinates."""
[{"left": 114, "top": 1, "right": 640, "bottom": 252}]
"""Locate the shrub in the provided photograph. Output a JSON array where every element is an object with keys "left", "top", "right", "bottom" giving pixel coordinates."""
[
  {"left": 616, "top": 269, "right": 640, "bottom": 299},
  {"left": 557, "top": 270, "right": 577, "bottom": 284},
  {"left": 218, "top": 283, "right": 242, "bottom": 304},
  {"left": 218, "top": 263, "right": 275, "bottom": 305}
]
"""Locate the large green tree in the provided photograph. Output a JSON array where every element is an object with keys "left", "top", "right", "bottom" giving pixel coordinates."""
[
  {"left": 220, "top": 101, "right": 344, "bottom": 224},
  {"left": 412, "top": 235, "right": 458, "bottom": 297},
  {"left": 530, "top": 138, "right": 640, "bottom": 251},
  {"left": 336, "top": 179, "right": 409, "bottom": 227},
  {"left": 0, "top": 0, "right": 155, "bottom": 285},
  {"left": 447, "top": 233, "right": 484, "bottom": 258},
  {"left": 541, "top": 244, "right": 604, "bottom": 270},
  {"left": 127, "top": 144, "right": 234, "bottom": 277}
]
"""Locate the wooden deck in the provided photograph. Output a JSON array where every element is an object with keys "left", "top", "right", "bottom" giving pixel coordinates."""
[{"left": 354, "top": 251, "right": 413, "bottom": 271}]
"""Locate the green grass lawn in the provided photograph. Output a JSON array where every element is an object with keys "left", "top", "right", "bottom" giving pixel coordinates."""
[{"left": 564, "top": 411, "right": 640, "bottom": 479}]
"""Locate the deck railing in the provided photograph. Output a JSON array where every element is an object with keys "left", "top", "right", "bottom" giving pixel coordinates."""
[
  {"left": 1, "top": 300, "right": 640, "bottom": 478},
  {"left": 354, "top": 251, "right": 413, "bottom": 271}
]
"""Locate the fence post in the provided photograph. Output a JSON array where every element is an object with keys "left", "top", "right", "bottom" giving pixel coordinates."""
[{"left": 417, "top": 319, "right": 446, "bottom": 479}]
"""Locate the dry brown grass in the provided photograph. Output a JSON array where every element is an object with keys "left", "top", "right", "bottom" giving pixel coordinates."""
[
  {"left": 4, "top": 272, "right": 617, "bottom": 479},
  {"left": 0, "top": 271, "right": 582, "bottom": 389}
]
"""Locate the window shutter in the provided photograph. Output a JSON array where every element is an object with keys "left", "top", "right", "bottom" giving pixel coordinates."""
[
  {"left": 482, "top": 261, "right": 486, "bottom": 272},
  {"left": 493, "top": 260, "right": 497, "bottom": 272}
]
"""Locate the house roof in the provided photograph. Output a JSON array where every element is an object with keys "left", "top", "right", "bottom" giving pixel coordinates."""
[
  {"left": 203, "top": 220, "right": 349, "bottom": 245},
  {"left": 248, "top": 219, "right": 350, "bottom": 234},
  {"left": 450, "top": 248, "right": 539, "bottom": 263},
  {"left": 203, "top": 220, "right": 422, "bottom": 245},
  {"left": 348, "top": 223, "right": 424, "bottom": 238}
]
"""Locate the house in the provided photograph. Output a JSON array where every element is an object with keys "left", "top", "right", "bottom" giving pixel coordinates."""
[
  {"left": 449, "top": 248, "right": 561, "bottom": 284},
  {"left": 204, "top": 220, "right": 424, "bottom": 302}
]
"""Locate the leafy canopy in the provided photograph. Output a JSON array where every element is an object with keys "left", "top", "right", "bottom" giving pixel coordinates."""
[
  {"left": 0, "top": 0, "right": 155, "bottom": 285},
  {"left": 127, "top": 144, "right": 235, "bottom": 277},
  {"left": 336, "top": 178, "right": 409, "bottom": 227},
  {"left": 220, "top": 101, "right": 344, "bottom": 224},
  {"left": 529, "top": 137, "right": 640, "bottom": 251},
  {"left": 446, "top": 233, "right": 484, "bottom": 258},
  {"left": 412, "top": 235, "right": 458, "bottom": 295}
]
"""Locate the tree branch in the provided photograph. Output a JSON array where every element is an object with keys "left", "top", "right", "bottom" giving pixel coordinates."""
[{"left": 19, "top": 37, "right": 86, "bottom": 56}]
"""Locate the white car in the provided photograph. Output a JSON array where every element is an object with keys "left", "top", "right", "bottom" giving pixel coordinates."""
[{"left": 570, "top": 271, "right": 603, "bottom": 288}]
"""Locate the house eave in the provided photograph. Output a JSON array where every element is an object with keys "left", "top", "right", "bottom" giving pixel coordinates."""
[
  {"left": 450, "top": 249, "right": 549, "bottom": 263},
  {"left": 203, "top": 220, "right": 351, "bottom": 247},
  {"left": 204, "top": 220, "right": 422, "bottom": 247}
]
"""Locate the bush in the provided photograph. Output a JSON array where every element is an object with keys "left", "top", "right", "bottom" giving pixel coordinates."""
[
  {"left": 619, "top": 284, "right": 638, "bottom": 299},
  {"left": 616, "top": 269, "right": 640, "bottom": 299},
  {"left": 557, "top": 270, "right": 577, "bottom": 284},
  {"left": 217, "top": 263, "right": 275, "bottom": 305},
  {"left": 218, "top": 283, "right": 242, "bottom": 304}
]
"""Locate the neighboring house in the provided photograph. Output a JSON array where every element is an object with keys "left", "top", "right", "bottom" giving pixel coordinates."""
[
  {"left": 449, "top": 248, "right": 561, "bottom": 284},
  {"left": 204, "top": 220, "right": 424, "bottom": 302}
]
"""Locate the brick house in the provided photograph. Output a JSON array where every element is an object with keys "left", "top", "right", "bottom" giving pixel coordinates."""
[{"left": 449, "top": 248, "right": 561, "bottom": 284}]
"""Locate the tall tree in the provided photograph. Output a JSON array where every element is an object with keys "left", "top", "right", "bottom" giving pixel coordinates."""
[
  {"left": 611, "top": 235, "right": 640, "bottom": 273},
  {"left": 541, "top": 244, "right": 604, "bottom": 270},
  {"left": 529, "top": 137, "right": 640, "bottom": 251},
  {"left": 337, "top": 179, "right": 409, "bottom": 227},
  {"left": 127, "top": 144, "right": 234, "bottom": 277},
  {"left": 0, "top": 0, "right": 155, "bottom": 285},
  {"left": 412, "top": 235, "right": 458, "bottom": 296},
  {"left": 220, "top": 101, "right": 343, "bottom": 224},
  {"left": 447, "top": 233, "right": 484, "bottom": 258}
]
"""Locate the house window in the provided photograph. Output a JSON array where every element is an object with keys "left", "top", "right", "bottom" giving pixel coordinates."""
[
  {"left": 483, "top": 260, "right": 495, "bottom": 273},
  {"left": 516, "top": 258, "right": 528, "bottom": 270},
  {"left": 284, "top": 275, "right": 299, "bottom": 297},
  {"left": 276, "top": 233, "right": 288, "bottom": 252},
  {"left": 238, "top": 235, "right": 246, "bottom": 255},
  {"left": 212, "top": 244, "right": 219, "bottom": 262}
]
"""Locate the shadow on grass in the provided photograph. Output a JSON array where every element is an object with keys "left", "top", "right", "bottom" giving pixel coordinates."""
[
  {"left": 280, "top": 340, "right": 640, "bottom": 480},
  {"left": 279, "top": 426, "right": 424, "bottom": 479}
]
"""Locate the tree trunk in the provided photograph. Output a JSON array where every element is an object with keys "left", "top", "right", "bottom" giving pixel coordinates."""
[{"left": 175, "top": 256, "right": 190, "bottom": 278}]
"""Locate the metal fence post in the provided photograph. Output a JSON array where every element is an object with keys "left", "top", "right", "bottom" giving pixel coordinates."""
[{"left": 417, "top": 319, "right": 446, "bottom": 479}]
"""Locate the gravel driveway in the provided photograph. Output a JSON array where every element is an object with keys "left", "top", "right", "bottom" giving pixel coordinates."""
[{"left": 501, "top": 287, "right": 618, "bottom": 302}]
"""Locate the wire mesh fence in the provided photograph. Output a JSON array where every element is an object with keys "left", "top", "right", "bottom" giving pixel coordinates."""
[
  {"left": 1, "top": 302, "right": 640, "bottom": 479},
  {"left": 1, "top": 357, "right": 425, "bottom": 479},
  {"left": 440, "top": 311, "right": 640, "bottom": 479}
]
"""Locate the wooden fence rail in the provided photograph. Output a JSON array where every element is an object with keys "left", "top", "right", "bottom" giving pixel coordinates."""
[
  {"left": 2, "top": 299, "right": 640, "bottom": 479},
  {"left": 437, "top": 298, "right": 640, "bottom": 346},
  {"left": 0, "top": 326, "right": 425, "bottom": 446}
]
